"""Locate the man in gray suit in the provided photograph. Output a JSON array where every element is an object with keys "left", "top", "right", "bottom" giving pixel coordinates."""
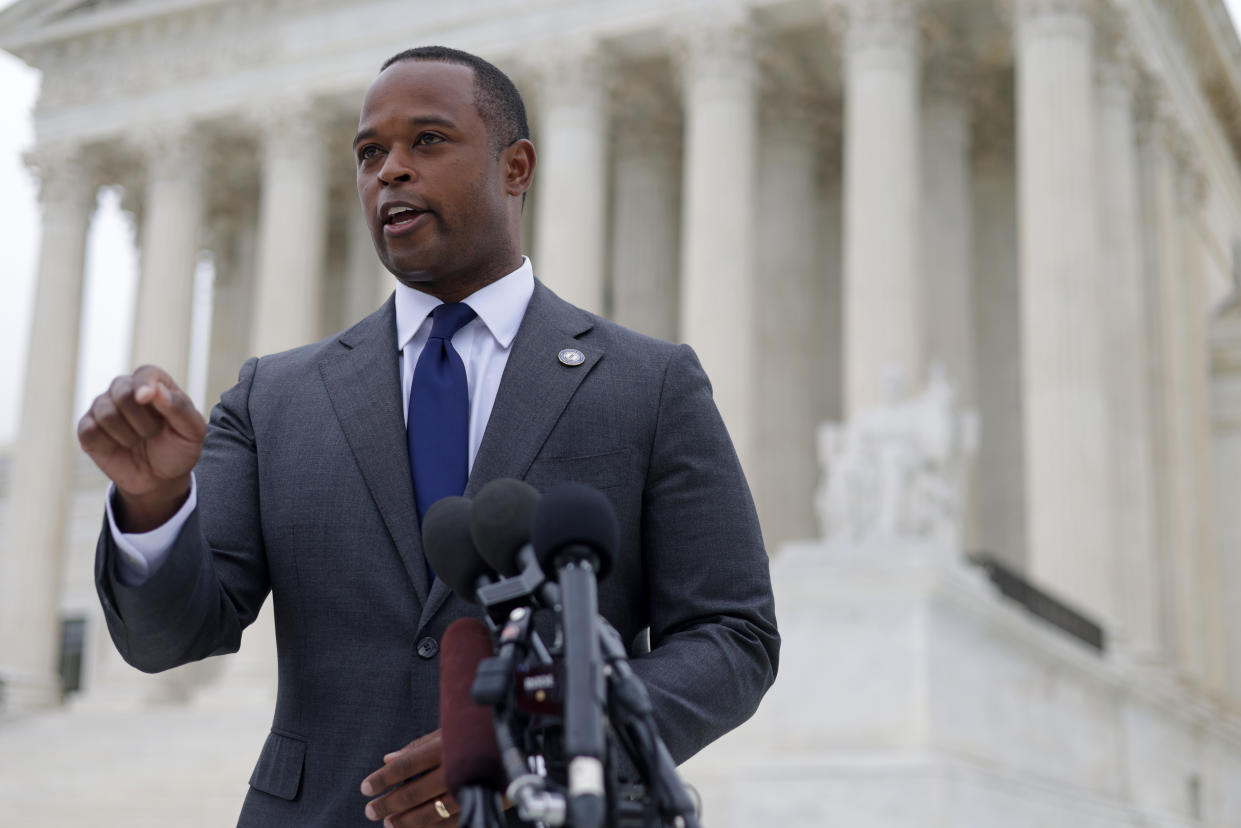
[{"left": 78, "top": 47, "right": 778, "bottom": 827}]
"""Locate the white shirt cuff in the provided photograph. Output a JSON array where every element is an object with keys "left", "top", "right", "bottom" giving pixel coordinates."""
[{"left": 105, "top": 475, "right": 198, "bottom": 587}]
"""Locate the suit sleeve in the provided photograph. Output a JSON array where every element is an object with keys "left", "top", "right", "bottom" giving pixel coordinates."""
[
  {"left": 94, "top": 357, "right": 271, "bottom": 673},
  {"left": 628, "top": 344, "right": 779, "bottom": 764}
]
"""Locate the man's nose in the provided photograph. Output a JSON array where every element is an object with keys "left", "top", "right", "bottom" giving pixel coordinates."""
[{"left": 379, "top": 148, "right": 415, "bottom": 185}]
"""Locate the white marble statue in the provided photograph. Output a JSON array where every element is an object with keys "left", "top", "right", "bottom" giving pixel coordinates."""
[{"left": 815, "top": 363, "right": 978, "bottom": 554}]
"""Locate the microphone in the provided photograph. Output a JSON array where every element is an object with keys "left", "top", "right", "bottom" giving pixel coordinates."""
[
  {"left": 530, "top": 483, "right": 616, "bottom": 580},
  {"left": 422, "top": 496, "right": 494, "bottom": 604},
  {"left": 530, "top": 483, "right": 619, "bottom": 828},
  {"left": 470, "top": 478, "right": 562, "bottom": 615},
  {"left": 470, "top": 477, "right": 542, "bottom": 576},
  {"left": 439, "top": 618, "right": 505, "bottom": 828},
  {"left": 440, "top": 617, "right": 505, "bottom": 792}
]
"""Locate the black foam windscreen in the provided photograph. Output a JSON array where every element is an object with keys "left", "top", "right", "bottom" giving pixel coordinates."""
[
  {"left": 422, "top": 496, "right": 488, "bottom": 602},
  {"left": 470, "top": 478, "right": 542, "bottom": 576},
  {"left": 530, "top": 482, "right": 617, "bottom": 580},
  {"left": 439, "top": 618, "right": 505, "bottom": 795}
]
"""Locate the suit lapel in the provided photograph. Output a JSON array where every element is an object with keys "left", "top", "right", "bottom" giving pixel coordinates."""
[
  {"left": 468, "top": 281, "right": 599, "bottom": 492},
  {"left": 319, "top": 299, "right": 433, "bottom": 612},
  {"left": 418, "top": 283, "right": 600, "bottom": 627}
]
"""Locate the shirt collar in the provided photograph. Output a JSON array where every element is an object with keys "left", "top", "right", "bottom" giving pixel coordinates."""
[{"left": 394, "top": 256, "right": 535, "bottom": 351}]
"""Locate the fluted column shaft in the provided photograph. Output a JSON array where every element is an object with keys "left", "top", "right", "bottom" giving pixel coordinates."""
[
  {"left": 205, "top": 215, "right": 257, "bottom": 407},
  {"left": 972, "top": 135, "right": 1026, "bottom": 569},
  {"left": 1177, "top": 165, "right": 1225, "bottom": 689},
  {"left": 754, "top": 87, "right": 827, "bottom": 548},
  {"left": 131, "top": 128, "right": 206, "bottom": 381},
  {"left": 839, "top": 0, "right": 923, "bottom": 414},
  {"left": 922, "top": 60, "right": 975, "bottom": 408},
  {"left": 0, "top": 151, "right": 95, "bottom": 710},
  {"left": 1211, "top": 311, "right": 1241, "bottom": 700},
  {"left": 1015, "top": 0, "right": 1115, "bottom": 624},
  {"left": 251, "top": 106, "right": 329, "bottom": 355},
  {"left": 1139, "top": 106, "right": 1207, "bottom": 679},
  {"left": 344, "top": 213, "right": 390, "bottom": 324},
  {"left": 1096, "top": 57, "right": 1161, "bottom": 657},
  {"left": 678, "top": 21, "right": 759, "bottom": 471},
  {"left": 610, "top": 105, "right": 681, "bottom": 341},
  {"left": 533, "top": 50, "right": 609, "bottom": 315}
]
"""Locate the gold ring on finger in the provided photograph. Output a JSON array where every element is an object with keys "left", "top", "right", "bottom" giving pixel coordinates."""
[{"left": 435, "top": 799, "right": 450, "bottom": 819}]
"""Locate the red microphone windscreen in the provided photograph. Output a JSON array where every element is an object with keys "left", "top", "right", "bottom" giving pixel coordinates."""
[{"left": 439, "top": 617, "right": 505, "bottom": 795}]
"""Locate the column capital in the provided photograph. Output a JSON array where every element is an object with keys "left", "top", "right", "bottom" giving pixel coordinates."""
[
  {"left": 245, "top": 98, "right": 329, "bottom": 157},
  {"left": 611, "top": 77, "right": 682, "bottom": 159},
  {"left": 825, "top": 0, "right": 923, "bottom": 53},
  {"left": 1007, "top": 0, "right": 1099, "bottom": 41},
  {"left": 671, "top": 10, "right": 757, "bottom": 91},
  {"left": 133, "top": 123, "right": 209, "bottom": 184},
  {"left": 24, "top": 144, "right": 96, "bottom": 211},
  {"left": 528, "top": 40, "right": 612, "bottom": 112},
  {"left": 1012, "top": 0, "right": 1098, "bottom": 19},
  {"left": 757, "top": 45, "right": 832, "bottom": 141}
]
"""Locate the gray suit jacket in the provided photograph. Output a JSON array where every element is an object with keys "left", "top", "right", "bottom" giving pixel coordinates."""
[{"left": 95, "top": 281, "right": 778, "bottom": 827}]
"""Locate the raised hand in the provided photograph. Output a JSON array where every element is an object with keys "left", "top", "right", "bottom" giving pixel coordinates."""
[{"left": 77, "top": 365, "right": 207, "bottom": 532}]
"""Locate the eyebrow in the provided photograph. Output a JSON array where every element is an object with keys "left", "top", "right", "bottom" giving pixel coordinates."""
[{"left": 352, "top": 116, "right": 460, "bottom": 149}]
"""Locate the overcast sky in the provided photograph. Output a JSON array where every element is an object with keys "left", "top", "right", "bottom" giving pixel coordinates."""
[{"left": 5, "top": 1, "right": 1241, "bottom": 445}]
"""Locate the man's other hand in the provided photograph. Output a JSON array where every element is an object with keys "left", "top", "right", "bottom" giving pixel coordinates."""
[
  {"left": 77, "top": 365, "right": 206, "bottom": 532},
  {"left": 361, "top": 729, "right": 459, "bottom": 826}
]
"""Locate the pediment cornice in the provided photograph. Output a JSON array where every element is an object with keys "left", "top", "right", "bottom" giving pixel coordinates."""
[{"left": 0, "top": 0, "right": 226, "bottom": 56}]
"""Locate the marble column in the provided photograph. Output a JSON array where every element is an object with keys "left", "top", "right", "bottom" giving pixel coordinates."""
[
  {"left": 1177, "top": 161, "right": 1225, "bottom": 690},
  {"left": 1137, "top": 100, "right": 1204, "bottom": 678},
  {"left": 837, "top": 0, "right": 924, "bottom": 415},
  {"left": 821, "top": 152, "right": 846, "bottom": 427},
  {"left": 1210, "top": 302, "right": 1241, "bottom": 701},
  {"left": 250, "top": 104, "right": 329, "bottom": 356},
  {"left": 921, "top": 56, "right": 975, "bottom": 408},
  {"left": 677, "top": 17, "right": 759, "bottom": 472},
  {"left": 1096, "top": 53, "right": 1162, "bottom": 658},
  {"left": 532, "top": 47, "right": 609, "bottom": 315},
  {"left": 1014, "top": 0, "right": 1116, "bottom": 626},
  {"left": 205, "top": 214, "right": 257, "bottom": 408},
  {"left": 130, "top": 127, "right": 206, "bottom": 382},
  {"left": 754, "top": 76, "right": 828, "bottom": 549},
  {"left": 344, "top": 212, "right": 390, "bottom": 324},
  {"left": 609, "top": 83, "right": 681, "bottom": 342},
  {"left": 972, "top": 114, "right": 1026, "bottom": 570},
  {"left": 0, "top": 149, "right": 95, "bottom": 710}
]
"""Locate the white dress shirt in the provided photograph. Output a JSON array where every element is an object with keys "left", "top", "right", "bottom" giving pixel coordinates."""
[{"left": 106, "top": 257, "right": 536, "bottom": 586}]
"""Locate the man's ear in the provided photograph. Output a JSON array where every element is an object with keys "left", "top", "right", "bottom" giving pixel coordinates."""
[{"left": 502, "top": 138, "right": 536, "bottom": 197}]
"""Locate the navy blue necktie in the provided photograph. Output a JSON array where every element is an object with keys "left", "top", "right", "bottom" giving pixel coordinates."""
[{"left": 408, "top": 302, "right": 477, "bottom": 527}]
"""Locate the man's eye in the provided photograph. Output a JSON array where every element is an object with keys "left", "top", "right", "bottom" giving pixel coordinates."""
[
  {"left": 415, "top": 133, "right": 444, "bottom": 146},
  {"left": 358, "top": 146, "right": 381, "bottom": 162}
]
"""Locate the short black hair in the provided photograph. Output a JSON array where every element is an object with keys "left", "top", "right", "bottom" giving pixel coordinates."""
[{"left": 381, "top": 46, "right": 529, "bottom": 153}]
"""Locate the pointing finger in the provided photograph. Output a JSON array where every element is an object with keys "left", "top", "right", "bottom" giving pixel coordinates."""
[{"left": 148, "top": 382, "right": 207, "bottom": 442}]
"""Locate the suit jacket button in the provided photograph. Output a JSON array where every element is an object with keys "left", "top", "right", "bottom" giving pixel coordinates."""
[{"left": 416, "top": 636, "right": 439, "bottom": 660}]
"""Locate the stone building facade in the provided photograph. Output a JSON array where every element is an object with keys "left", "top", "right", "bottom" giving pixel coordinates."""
[{"left": 1, "top": 0, "right": 1240, "bottom": 824}]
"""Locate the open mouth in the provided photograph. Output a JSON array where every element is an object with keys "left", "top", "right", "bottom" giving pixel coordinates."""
[{"left": 384, "top": 205, "right": 423, "bottom": 228}]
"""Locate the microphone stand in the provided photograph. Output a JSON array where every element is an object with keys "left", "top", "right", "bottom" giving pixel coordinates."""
[
  {"left": 472, "top": 556, "right": 701, "bottom": 827},
  {"left": 596, "top": 622, "right": 701, "bottom": 828},
  {"left": 558, "top": 559, "right": 607, "bottom": 828}
]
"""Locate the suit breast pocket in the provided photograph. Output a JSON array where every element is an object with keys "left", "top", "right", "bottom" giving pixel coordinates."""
[
  {"left": 525, "top": 448, "right": 629, "bottom": 493},
  {"left": 249, "top": 729, "right": 306, "bottom": 801}
]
